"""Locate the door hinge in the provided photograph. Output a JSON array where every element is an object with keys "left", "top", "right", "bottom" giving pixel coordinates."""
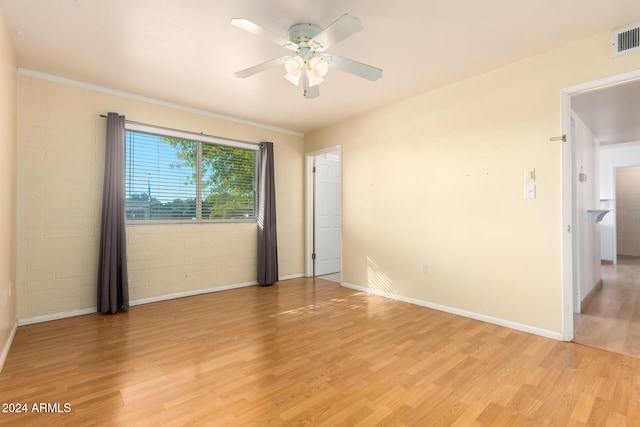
[
  {"left": 312, "top": 253, "right": 316, "bottom": 260},
  {"left": 313, "top": 166, "right": 316, "bottom": 173}
]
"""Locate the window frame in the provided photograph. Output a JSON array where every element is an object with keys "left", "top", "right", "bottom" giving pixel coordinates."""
[{"left": 124, "top": 122, "right": 259, "bottom": 225}]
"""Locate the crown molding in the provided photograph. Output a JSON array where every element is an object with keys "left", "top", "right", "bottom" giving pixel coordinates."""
[{"left": 18, "top": 68, "right": 304, "bottom": 137}]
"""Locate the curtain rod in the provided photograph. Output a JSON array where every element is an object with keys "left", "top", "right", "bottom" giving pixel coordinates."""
[
  {"left": 99, "top": 114, "right": 207, "bottom": 135},
  {"left": 99, "top": 114, "right": 260, "bottom": 147}
]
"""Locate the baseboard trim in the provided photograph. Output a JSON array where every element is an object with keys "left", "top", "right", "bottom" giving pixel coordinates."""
[
  {"left": 18, "top": 307, "right": 97, "bottom": 326},
  {"left": 341, "top": 282, "right": 563, "bottom": 341},
  {"left": 279, "top": 273, "right": 305, "bottom": 281},
  {"left": 130, "top": 281, "right": 257, "bottom": 307},
  {"left": 580, "top": 279, "right": 603, "bottom": 312},
  {"left": 0, "top": 274, "right": 306, "bottom": 371},
  {"left": 0, "top": 321, "right": 18, "bottom": 373},
  {"left": 18, "top": 280, "right": 268, "bottom": 326},
  {"left": 601, "top": 260, "right": 613, "bottom": 265}
]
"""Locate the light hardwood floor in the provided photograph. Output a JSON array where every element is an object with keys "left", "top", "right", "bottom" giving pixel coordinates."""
[
  {"left": 574, "top": 256, "right": 640, "bottom": 357},
  {"left": 316, "top": 272, "right": 340, "bottom": 283},
  {"left": 2, "top": 277, "right": 640, "bottom": 426}
]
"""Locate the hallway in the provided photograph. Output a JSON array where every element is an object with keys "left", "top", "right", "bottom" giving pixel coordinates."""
[{"left": 574, "top": 257, "right": 640, "bottom": 357}]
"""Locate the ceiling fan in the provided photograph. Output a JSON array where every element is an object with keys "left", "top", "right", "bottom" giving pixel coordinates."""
[{"left": 231, "top": 14, "right": 383, "bottom": 98}]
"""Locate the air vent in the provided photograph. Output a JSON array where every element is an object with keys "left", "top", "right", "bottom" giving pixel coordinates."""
[{"left": 612, "top": 23, "right": 640, "bottom": 56}]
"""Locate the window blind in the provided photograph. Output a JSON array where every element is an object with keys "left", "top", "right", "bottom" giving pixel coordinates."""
[{"left": 125, "top": 128, "right": 257, "bottom": 222}]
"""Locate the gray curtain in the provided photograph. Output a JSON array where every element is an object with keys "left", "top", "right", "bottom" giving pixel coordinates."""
[
  {"left": 257, "top": 142, "right": 279, "bottom": 285},
  {"left": 97, "top": 112, "right": 129, "bottom": 313}
]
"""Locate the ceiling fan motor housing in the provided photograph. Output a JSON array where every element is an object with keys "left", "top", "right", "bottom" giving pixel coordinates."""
[
  {"left": 288, "top": 23, "right": 321, "bottom": 44},
  {"left": 288, "top": 23, "right": 321, "bottom": 60}
]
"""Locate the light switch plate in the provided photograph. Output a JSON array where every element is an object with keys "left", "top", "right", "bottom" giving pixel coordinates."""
[
  {"left": 524, "top": 168, "right": 536, "bottom": 182},
  {"left": 524, "top": 184, "right": 536, "bottom": 199}
]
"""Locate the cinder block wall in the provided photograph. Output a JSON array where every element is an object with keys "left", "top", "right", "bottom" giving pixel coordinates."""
[{"left": 16, "top": 75, "right": 305, "bottom": 320}]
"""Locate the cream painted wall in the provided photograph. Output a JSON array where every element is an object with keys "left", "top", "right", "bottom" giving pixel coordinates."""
[
  {"left": 16, "top": 76, "right": 304, "bottom": 320},
  {"left": 305, "top": 31, "right": 640, "bottom": 335},
  {"left": 572, "top": 113, "right": 601, "bottom": 309},
  {"left": 0, "top": 6, "right": 17, "bottom": 365}
]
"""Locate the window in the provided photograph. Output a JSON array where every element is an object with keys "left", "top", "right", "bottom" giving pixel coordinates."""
[{"left": 125, "top": 124, "right": 258, "bottom": 222}]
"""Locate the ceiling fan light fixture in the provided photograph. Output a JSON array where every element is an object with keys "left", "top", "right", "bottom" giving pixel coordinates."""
[
  {"left": 284, "top": 72, "right": 301, "bottom": 86},
  {"left": 306, "top": 56, "right": 328, "bottom": 87},
  {"left": 309, "top": 56, "right": 329, "bottom": 78},
  {"left": 306, "top": 71, "right": 324, "bottom": 87},
  {"left": 284, "top": 55, "right": 304, "bottom": 85}
]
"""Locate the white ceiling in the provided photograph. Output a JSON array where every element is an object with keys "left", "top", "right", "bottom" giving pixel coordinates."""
[
  {"left": 572, "top": 79, "right": 640, "bottom": 145},
  {"left": 1, "top": 0, "right": 640, "bottom": 134}
]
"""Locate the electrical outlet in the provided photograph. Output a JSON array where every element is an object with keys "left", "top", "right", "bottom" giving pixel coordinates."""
[{"left": 421, "top": 264, "right": 428, "bottom": 275}]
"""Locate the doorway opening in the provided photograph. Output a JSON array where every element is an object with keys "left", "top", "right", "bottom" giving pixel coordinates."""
[
  {"left": 608, "top": 164, "right": 640, "bottom": 264},
  {"left": 305, "top": 147, "right": 342, "bottom": 282},
  {"left": 561, "top": 70, "right": 640, "bottom": 342}
]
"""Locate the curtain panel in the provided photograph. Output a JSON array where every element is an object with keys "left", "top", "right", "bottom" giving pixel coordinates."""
[
  {"left": 257, "top": 142, "right": 279, "bottom": 285},
  {"left": 97, "top": 112, "right": 130, "bottom": 313}
]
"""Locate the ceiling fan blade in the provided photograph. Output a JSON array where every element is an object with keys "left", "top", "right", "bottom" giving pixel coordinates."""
[
  {"left": 305, "top": 85, "right": 320, "bottom": 99},
  {"left": 231, "top": 18, "right": 298, "bottom": 51},
  {"left": 310, "top": 14, "right": 363, "bottom": 52},
  {"left": 301, "top": 71, "right": 319, "bottom": 98},
  {"left": 234, "top": 56, "right": 290, "bottom": 78},
  {"left": 322, "top": 53, "right": 383, "bottom": 81}
]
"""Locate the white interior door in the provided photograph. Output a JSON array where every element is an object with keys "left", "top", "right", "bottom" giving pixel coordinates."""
[{"left": 314, "top": 154, "right": 341, "bottom": 276}]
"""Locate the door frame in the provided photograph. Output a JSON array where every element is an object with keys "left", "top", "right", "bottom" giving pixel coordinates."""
[
  {"left": 561, "top": 69, "right": 640, "bottom": 341},
  {"left": 305, "top": 145, "right": 342, "bottom": 277}
]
